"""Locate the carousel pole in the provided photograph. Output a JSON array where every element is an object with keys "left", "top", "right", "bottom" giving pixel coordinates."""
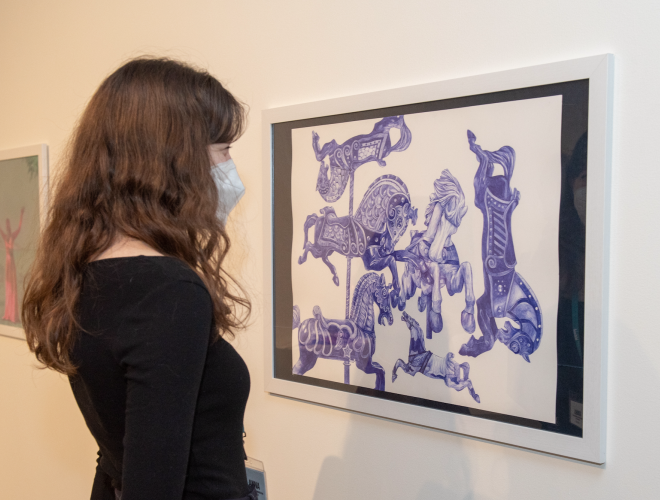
[{"left": 344, "top": 170, "right": 355, "bottom": 385}]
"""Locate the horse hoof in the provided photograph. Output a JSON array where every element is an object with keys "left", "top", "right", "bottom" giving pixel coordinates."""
[
  {"left": 461, "top": 311, "right": 476, "bottom": 334},
  {"left": 392, "top": 374, "right": 397, "bottom": 383},
  {"left": 389, "top": 291, "right": 397, "bottom": 309},
  {"left": 473, "top": 393, "right": 481, "bottom": 403},
  {"left": 332, "top": 276, "right": 340, "bottom": 286},
  {"left": 298, "top": 257, "right": 303, "bottom": 264}
]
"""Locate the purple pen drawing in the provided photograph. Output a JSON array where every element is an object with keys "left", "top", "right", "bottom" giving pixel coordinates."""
[
  {"left": 397, "top": 170, "right": 476, "bottom": 339},
  {"left": 292, "top": 272, "right": 393, "bottom": 391},
  {"left": 393, "top": 311, "right": 480, "bottom": 402},
  {"left": 460, "top": 130, "right": 543, "bottom": 362},
  {"left": 313, "top": 116, "right": 412, "bottom": 203},
  {"left": 298, "top": 175, "right": 424, "bottom": 307}
]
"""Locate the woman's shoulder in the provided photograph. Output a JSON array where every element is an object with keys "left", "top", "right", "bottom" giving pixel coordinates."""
[{"left": 84, "top": 256, "right": 208, "bottom": 300}]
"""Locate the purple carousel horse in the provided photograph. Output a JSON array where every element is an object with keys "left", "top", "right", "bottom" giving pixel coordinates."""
[
  {"left": 298, "top": 175, "right": 423, "bottom": 307},
  {"left": 459, "top": 130, "right": 543, "bottom": 362},
  {"left": 292, "top": 272, "right": 394, "bottom": 391},
  {"left": 313, "top": 115, "right": 412, "bottom": 203},
  {"left": 398, "top": 170, "right": 476, "bottom": 339},
  {"left": 393, "top": 311, "right": 480, "bottom": 403}
]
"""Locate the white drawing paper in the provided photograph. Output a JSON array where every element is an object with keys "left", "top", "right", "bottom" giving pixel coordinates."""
[{"left": 290, "top": 96, "right": 561, "bottom": 423}]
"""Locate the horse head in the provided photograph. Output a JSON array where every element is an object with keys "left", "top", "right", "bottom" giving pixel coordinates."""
[
  {"left": 496, "top": 321, "right": 534, "bottom": 363},
  {"left": 496, "top": 280, "right": 542, "bottom": 363},
  {"left": 401, "top": 311, "right": 418, "bottom": 330},
  {"left": 401, "top": 311, "right": 424, "bottom": 340},
  {"left": 374, "top": 273, "right": 394, "bottom": 326},
  {"left": 405, "top": 203, "right": 418, "bottom": 226},
  {"left": 312, "top": 305, "right": 329, "bottom": 331},
  {"left": 428, "top": 169, "right": 467, "bottom": 227},
  {"left": 387, "top": 197, "right": 417, "bottom": 248},
  {"left": 508, "top": 333, "right": 533, "bottom": 363}
]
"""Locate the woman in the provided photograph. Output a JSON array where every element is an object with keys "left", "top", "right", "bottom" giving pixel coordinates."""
[{"left": 22, "top": 58, "right": 255, "bottom": 500}]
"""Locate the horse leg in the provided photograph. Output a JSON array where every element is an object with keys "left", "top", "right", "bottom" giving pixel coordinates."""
[
  {"left": 297, "top": 214, "right": 319, "bottom": 264},
  {"left": 321, "top": 252, "right": 340, "bottom": 286},
  {"left": 418, "top": 291, "right": 428, "bottom": 313},
  {"left": 459, "top": 362, "right": 470, "bottom": 381},
  {"left": 447, "top": 262, "right": 476, "bottom": 334},
  {"left": 430, "top": 263, "right": 442, "bottom": 314},
  {"left": 392, "top": 359, "right": 411, "bottom": 382},
  {"left": 426, "top": 294, "right": 443, "bottom": 339},
  {"left": 445, "top": 376, "right": 480, "bottom": 403},
  {"left": 398, "top": 266, "right": 414, "bottom": 312},
  {"left": 437, "top": 355, "right": 480, "bottom": 403},
  {"left": 357, "top": 356, "right": 386, "bottom": 391},
  {"left": 392, "top": 249, "right": 427, "bottom": 275},
  {"left": 292, "top": 347, "right": 319, "bottom": 376},
  {"left": 302, "top": 214, "right": 318, "bottom": 248},
  {"left": 459, "top": 292, "right": 497, "bottom": 358},
  {"left": 298, "top": 242, "right": 311, "bottom": 265},
  {"left": 312, "top": 133, "right": 339, "bottom": 161},
  {"left": 386, "top": 256, "right": 403, "bottom": 309}
]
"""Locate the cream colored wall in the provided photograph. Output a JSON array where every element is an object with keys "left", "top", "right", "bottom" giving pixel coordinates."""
[{"left": 1, "top": 1, "right": 658, "bottom": 499}]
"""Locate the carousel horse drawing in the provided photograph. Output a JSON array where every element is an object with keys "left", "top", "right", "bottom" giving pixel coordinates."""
[
  {"left": 459, "top": 130, "right": 543, "bottom": 362},
  {"left": 292, "top": 272, "right": 394, "bottom": 391},
  {"left": 392, "top": 311, "right": 480, "bottom": 402},
  {"left": 313, "top": 115, "right": 412, "bottom": 203},
  {"left": 298, "top": 175, "right": 423, "bottom": 307},
  {"left": 397, "top": 170, "right": 476, "bottom": 339}
]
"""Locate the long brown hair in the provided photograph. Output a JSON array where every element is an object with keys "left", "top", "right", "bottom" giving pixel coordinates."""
[{"left": 23, "top": 57, "right": 250, "bottom": 375}]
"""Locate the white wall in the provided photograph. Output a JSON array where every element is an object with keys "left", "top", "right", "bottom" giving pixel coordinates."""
[{"left": 0, "top": 1, "right": 657, "bottom": 498}]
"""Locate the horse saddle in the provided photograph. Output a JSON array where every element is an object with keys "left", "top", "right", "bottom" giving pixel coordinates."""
[
  {"left": 317, "top": 207, "right": 366, "bottom": 257},
  {"left": 407, "top": 350, "right": 433, "bottom": 375}
]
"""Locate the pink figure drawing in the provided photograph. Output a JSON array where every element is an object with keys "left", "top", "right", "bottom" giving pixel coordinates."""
[{"left": 0, "top": 208, "right": 25, "bottom": 323}]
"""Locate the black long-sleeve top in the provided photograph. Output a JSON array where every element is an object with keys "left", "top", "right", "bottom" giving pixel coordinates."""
[{"left": 69, "top": 256, "right": 250, "bottom": 500}]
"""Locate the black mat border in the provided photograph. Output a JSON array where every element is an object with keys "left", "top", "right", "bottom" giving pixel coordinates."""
[{"left": 271, "top": 79, "right": 589, "bottom": 436}]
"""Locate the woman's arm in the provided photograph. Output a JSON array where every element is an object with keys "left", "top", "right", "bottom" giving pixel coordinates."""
[{"left": 117, "top": 280, "right": 212, "bottom": 500}]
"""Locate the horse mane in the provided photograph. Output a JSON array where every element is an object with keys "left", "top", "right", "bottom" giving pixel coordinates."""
[
  {"left": 349, "top": 272, "right": 379, "bottom": 329},
  {"left": 425, "top": 169, "right": 466, "bottom": 227},
  {"left": 354, "top": 175, "right": 409, "bottom": 233}
]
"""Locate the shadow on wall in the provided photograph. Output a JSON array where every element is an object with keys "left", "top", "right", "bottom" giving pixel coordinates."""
[
  {"left": 304, "top": 313, "right": 646, "bottom": 500},
  {"left": 0, "top": 339, "right": 96, "bottom": 499},
  {"left": 309, "top": 412, "right": 479, "bottom": 500}
]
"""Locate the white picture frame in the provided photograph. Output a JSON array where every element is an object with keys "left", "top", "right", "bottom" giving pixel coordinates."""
[
  {"left": 0, "top": 144, "right": 49, "bottom": 341},
  {"left": 262, "top": 54, "right": 612, "bottom": 464}
]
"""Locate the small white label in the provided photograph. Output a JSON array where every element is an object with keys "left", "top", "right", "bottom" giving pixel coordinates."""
[
  {"left": 246, "top": 457, "right": 268, "bottom": 500},
  {"left": 570, "top": 399, "right": 583, "bottom": 429}
]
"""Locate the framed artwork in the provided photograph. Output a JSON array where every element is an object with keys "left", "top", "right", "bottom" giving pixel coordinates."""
[
  {"left": 0, "top": 144, "right": 48, "bottom": 341},
  {"left": 262, "top": 55, "right": 612, "bottom": 463}
]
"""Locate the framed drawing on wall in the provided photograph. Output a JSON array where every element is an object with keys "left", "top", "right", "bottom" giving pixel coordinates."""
[
  {"left": 262, "top": 55, "right": 612, "bottom": 463},
  {"left": 0, "top": 144, "right": 48, "bottom": 341}
]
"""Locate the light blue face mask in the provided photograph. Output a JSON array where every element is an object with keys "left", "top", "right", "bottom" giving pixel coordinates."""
[{"left": 211, "top": 159, "right": 245, "bottom": 225}]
